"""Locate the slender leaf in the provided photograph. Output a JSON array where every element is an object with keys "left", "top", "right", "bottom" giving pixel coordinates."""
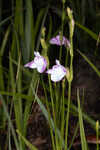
[
  {"left": 16, "top": 130, "right": 38, "bottom": 150},
  {"left": 0, "top": 95, "right": 19, "bottom": 150},
  {"left": 25, "top": 0, "right": 34, "bottom": 62},
  {"left": 32, "top": 86, "right": 65, "bottom": 148},
  {"left": 77, "top": 89, "right": 88, "bottom": 150},
  {"left": 77, "top": 49, "right": 100, "bottom": 77}
]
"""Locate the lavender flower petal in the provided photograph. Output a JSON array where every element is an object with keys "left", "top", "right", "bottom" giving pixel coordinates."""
[
  {"left": 24, "top": 51, "right": 47, "bottom": 73},
  {"left": 24, "top": 60, "right": 36, "bottom": 69},
  {"left": 49, "top": 35, "right": 70, "bottom": 47}
]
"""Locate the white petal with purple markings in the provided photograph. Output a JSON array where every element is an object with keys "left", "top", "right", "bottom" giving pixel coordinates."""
[
  {"left": 46, "top": 60, "right": 67, "bottom": 82},
  {"left": 24, "top": 51, "right": 47, "bottom": 73}
]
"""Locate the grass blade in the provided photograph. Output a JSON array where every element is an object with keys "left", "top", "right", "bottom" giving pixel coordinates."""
[
  {"left": 32, "top": 85, "right": 65, "bottom": 148},
  {"left": 0, "top": 95, "right": 19, "bottom": 150},
  {"left": 16, "top": 130, "right": 38, "bottom": 150},
  {"left": 25, "top": 0, "right": 34, "bottom": 62},
  {"left": 77, "top": 49, "right": 100, "bottom": 77},
  {"left": 77, "top": 89, "right": 88, "bottom": 150}
]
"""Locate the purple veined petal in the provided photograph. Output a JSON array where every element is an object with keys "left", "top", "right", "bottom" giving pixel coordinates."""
[
  {"left": 50, "top": 35, "right": 65, "bottom": 46},
  {"left": 60, "top": 36, "right": 70, "bottom": 47},
  {"left": 56, "top": 35, "right": 65, "bottom": 45},
  {"left": 36, "top": 57, "right": 47, "bottom": 73},
  {"left": 49, "top": 35, "right": 70, "bottom": 47},
  {"left": 52, "top": 65, "right": 66, "bottom": 82},
  {"left": 24, "top": 51, "right": 47, "bottom": 73},
  {"left": 46, "top": 60, "right": 67, "bottom": 82},
  {"left": 51, "top": 66, "right": 66, "bottom": 82},
  {"left": 24, "top": 60, "right": 37, "bottom": 69},
  {"left": 49, "top": 35, "right": 60, "bottom": 45}
]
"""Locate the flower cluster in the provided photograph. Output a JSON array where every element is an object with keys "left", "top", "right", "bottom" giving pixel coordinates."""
[{"left": 24, "top": 35, "right": 70, "bottom": 82}]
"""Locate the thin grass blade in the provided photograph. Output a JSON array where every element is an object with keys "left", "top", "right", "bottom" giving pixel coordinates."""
[{"left": 77, "top": 89, "right": 88, "bottom": 150}]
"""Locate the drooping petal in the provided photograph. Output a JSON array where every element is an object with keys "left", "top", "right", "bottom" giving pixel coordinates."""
[
  {"left": 24, "top": 60, "right": 37, "bottom": 69},
  {"left": 49, "top": 35, "right": 65, "bottom": 45},
  {"left": 49, "top": 35, "right": 70, "bottom": 47}
]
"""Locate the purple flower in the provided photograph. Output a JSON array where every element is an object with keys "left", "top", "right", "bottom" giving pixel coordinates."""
[
  {"left": 49, "top": 35, "right": 70, "bottom": 47},
  {"left": 24, "top": 51, "right": 47, "bottom": 73},
  {"left": 46, "top": 60, "right": 67, "bottom": 82}
]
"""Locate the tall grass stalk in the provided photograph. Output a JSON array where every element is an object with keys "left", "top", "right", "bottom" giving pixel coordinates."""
[
  {"left": 65, "top": 8, "right": 74, "bottom": 150},
  {"left": 9, "top": 53, "right": 24, "bottom": 150},
  {"left": 23, "top": 71, "right": 39, "bottom": 136},
  {"left": 77, "top": 49, "right": 100, "bottom": 77},
  {"left": 69, "top": 122, "right": 79, "bottom": 150},
  {"left": 66, "top": 98, "right": 97, "bottom": 130},
  {"left": 77, "top": 89, "right": 88, "bottom": 150},
  {"left": 60, "top": 80, "right": 65, "bottom": 140},
  {"left": 32, "top": 81, "right": 65, "bottom": 148},
  {"left": 0, "top": 95, "right": 19, "bottom": 150},
  {"left": 59, "top": 0, "right": 66, "bottom": 61},
  {"left": 25, "top": 0, "right": 34, "bottom": 62},
  {"left": 96, "top": 120, "right": 99, "bottom": 150},
  {"left": 0, "top": 26, "right": 10, "bottom": 129},
  {"left": 41, "top": 78, "right": 56, "bottom": 150},
  {"left": 11, "top": 0, "right": 24, "bottom": 58},
  {"left": 16, "top": 130, "right": 38, "bottom": 150},
  {"left": 48, "top": 77, "right": 60, "bottom": 148}
]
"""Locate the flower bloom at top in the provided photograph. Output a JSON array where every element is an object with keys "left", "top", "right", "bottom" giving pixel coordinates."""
[
  {"left": 46, "top": 60, "right": 67, "bottom": 82},
  {"left": 49, "top": 35, "right": 70, "bottom": 47},
  {"left": 24, "top": 51, "right": 47, "bottom": 73}
]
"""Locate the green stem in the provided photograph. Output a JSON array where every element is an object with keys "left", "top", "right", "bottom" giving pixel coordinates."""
[
  {"left": 59, "top": 2, "right": 65, "bottom": 61},
  {"left": 61, "top": 80, "right": 65, "bottom": 140},
  {"left": 65, "top": 8, "right": 74, "bottom": 149},
  {"left": 48, "top": 77, "right": 58, "bottom": 149},
  {"left": 65, "top": 81, "right": 71, "bottom": 150}
]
